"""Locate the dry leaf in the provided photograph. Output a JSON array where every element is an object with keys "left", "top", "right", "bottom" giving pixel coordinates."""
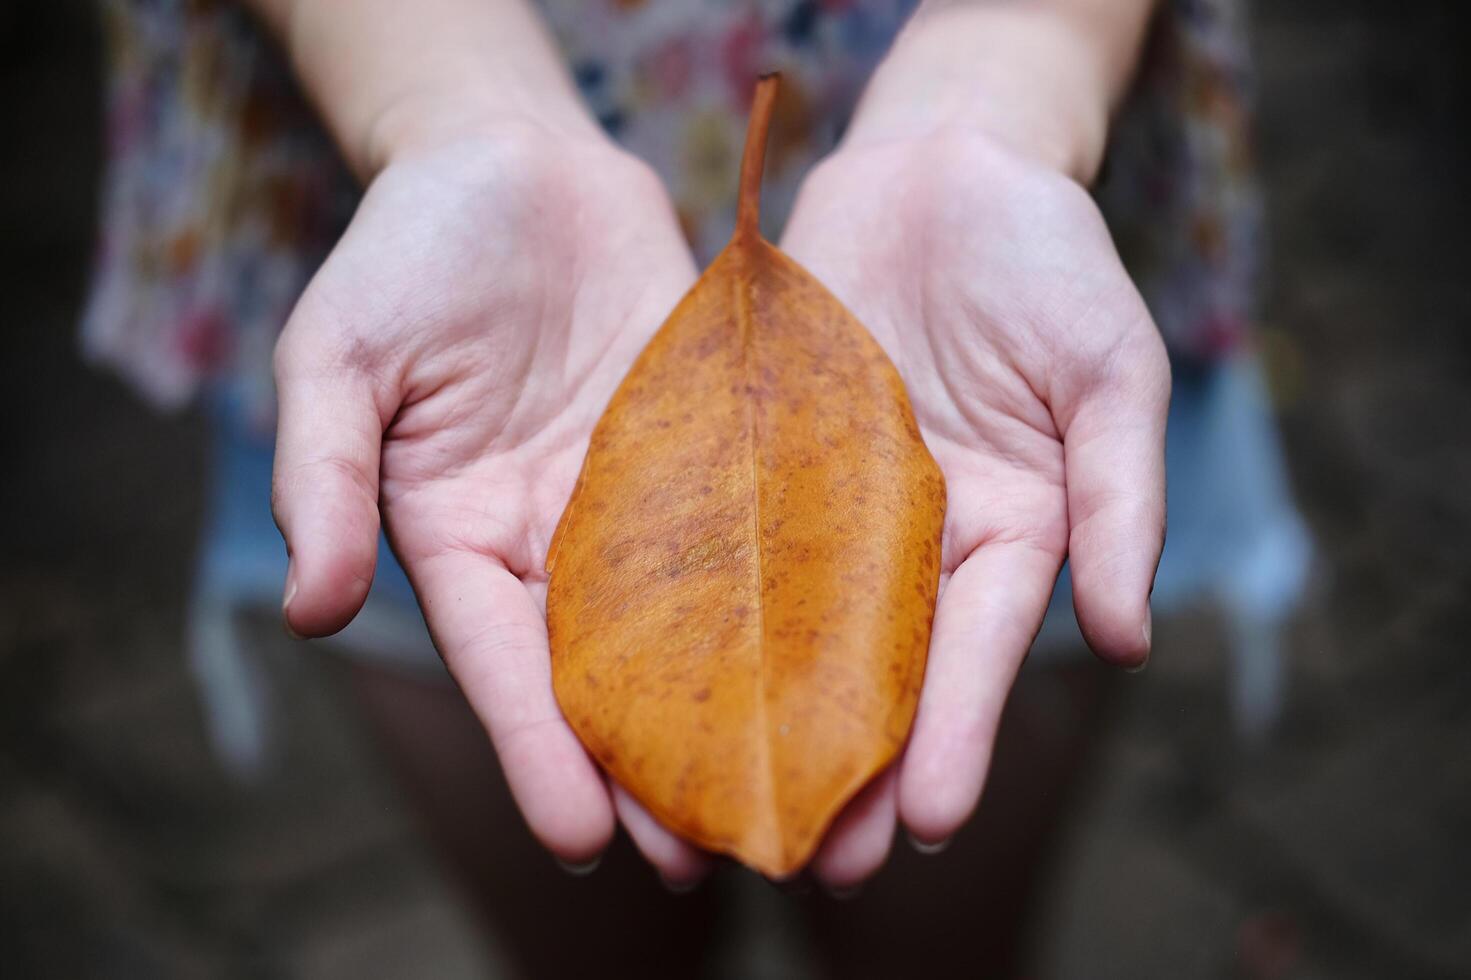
[{"left": 546, "top": 75, "right": 945, "bottom": 877}]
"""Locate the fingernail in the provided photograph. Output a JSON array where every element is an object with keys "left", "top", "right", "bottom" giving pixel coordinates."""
[
  {"left": 660, "top": 873, "right": 699, "bottom": 895},
  {"left": 908, "top": 833, "right": 951, "bottom": 855},
  {"left": 1126, "top": 606, "right": 1152, "bottom": 673},
  {"left": 556, "top": 854, "right": 602, "bottom": 876},
  {"left": 281, "top": 565, "right": 303, "bottom": 640}
]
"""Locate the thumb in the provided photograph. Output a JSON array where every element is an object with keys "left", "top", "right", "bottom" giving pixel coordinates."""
[
  {"left": 271, "top": 325, "right": 389, "bottom": 638},
  {"left": 1059, "top": 329, "right": 1171, "bottom": 668}
]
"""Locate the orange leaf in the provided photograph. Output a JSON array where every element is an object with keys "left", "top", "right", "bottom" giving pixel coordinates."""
[{"left": 546, "top": 75, "right": 945, "bottom": 877}]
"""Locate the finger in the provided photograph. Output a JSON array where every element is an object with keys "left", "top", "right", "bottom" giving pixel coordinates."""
[
  {"left": 414, "top": 552, "right": 615, "bottom": 864},
  {"left": 271, "top": 327, "right": 388, "bottom": 637},
  {"left": 1061, "top": 332, "right": 1170, "bottom": 667},
  {"left": 811, "top": 766, "right": 898, "bottom": 891},
  {"left": 610, "top": 784, "right": 713, "bottom": 889},
  {"left": 899, "top": 541, "right": 1061, "bottom": 845}
]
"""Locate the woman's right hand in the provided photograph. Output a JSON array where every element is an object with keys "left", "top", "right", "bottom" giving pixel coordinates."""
[{"left": 271, "top": 121, "right": 714, "bottom": 886}]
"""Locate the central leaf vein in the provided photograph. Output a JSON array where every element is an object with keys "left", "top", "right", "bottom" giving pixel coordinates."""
[{"left": 734, "top": 267, "right": 780, "bottom": 857}]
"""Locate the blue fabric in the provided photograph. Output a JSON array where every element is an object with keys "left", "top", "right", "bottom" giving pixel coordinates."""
[{"left": 191, "top": 354, "right": 1311, "bottom": 765}]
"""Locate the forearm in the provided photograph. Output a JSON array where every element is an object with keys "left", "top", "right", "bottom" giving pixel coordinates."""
[
  {"left": 843, "top": 0, "right": 1159, "bottom": 183},
  {"left": 246, "top": 0, "right": 602, "bottom": 180}
]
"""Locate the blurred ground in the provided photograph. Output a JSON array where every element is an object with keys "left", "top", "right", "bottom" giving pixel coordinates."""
[{"left": 1, "top": 1, "right": 1467, "bottom": 977}]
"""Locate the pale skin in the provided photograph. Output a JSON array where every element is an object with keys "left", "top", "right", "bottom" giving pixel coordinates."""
[{"left": 255, "top": 0, "right": 1166, "bottom": 890}]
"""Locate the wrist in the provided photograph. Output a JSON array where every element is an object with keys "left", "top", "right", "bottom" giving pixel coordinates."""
[
  {"left": 841, "top": 5, "right": 1117, "bottom": 183},
  {"left": 362, "top": 84, "right": 608, "bottom": 176},
  {"left": 272, "top": 0, "right": 606, "bottom": 181}
]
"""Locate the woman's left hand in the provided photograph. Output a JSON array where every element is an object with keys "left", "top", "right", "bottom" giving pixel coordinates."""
[{"left": 780, "top": 128, "right": 1171, "bottom": 889}]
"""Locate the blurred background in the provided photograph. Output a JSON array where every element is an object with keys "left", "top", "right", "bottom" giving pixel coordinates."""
[{"left": 2, "top": 1, "right": 1467, "bottom": 977}]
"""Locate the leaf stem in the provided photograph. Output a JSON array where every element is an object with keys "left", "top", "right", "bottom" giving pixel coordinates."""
[{"left": 736, "top": 73, "right": 780, "bottom": 241}]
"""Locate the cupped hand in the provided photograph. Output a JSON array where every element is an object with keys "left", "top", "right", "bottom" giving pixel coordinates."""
[
  {"left": 780, "top": 131, "right": 1171, "bottom": 888},
  {"left": 271, "top": 125, "right": 712, "bottom": 885}
]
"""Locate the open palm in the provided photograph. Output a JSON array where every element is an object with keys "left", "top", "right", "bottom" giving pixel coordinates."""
[
  {"left": 780, "top": 133, "right": 1170, "bottom": 887},
  {"left": 272, "top": 130, "right": 714, "bottom": 880}
]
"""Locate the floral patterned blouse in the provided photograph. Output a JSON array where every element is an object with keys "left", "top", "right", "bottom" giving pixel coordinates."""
[{"left": 84, "top": 0, "right": 1261, "bottom": 435}]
